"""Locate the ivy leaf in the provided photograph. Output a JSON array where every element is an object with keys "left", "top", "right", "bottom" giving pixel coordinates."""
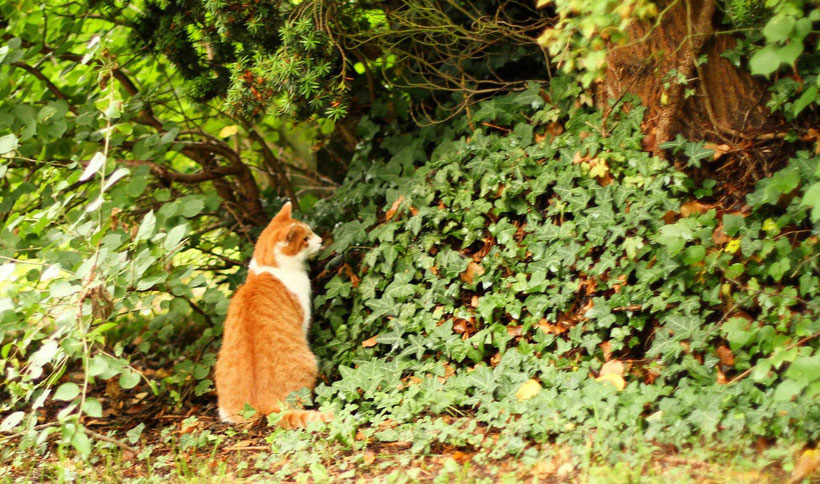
[{"left": 801, "top": 182, "right": 820, "bottom": 222}]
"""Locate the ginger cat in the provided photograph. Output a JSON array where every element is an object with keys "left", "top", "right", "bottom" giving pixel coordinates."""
[{"left": 214, "top": 202, "right": 331, "bottom": 428}]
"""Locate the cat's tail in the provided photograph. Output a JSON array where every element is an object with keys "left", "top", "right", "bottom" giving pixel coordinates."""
[{"left": 279, "top": 410, "right": 334, "bottom": 429}]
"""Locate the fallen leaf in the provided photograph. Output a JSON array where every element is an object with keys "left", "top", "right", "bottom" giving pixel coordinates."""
[
  {"left": 516, "top": 379, "right": 542, "bottom": 401},
  {"left": 385, "top": 195, "right": 404, "bottom": 222},
  {"left": 362, "top": 450, "right": 376, "bottom": 465},
  {"left": 599, "top": 341, "right": 612, "bottom": 361},
  {"left": 361, "top": 336, "right": 378, "bottom": 348},
  {"left": 712, "top": 225, "right": 730, "bottom": 245},
  {"left": 339, "top": 264, "right": 360, "bottom": 288},
  {"left": 704, "top": 143, "right": 731, "bottom": 160},
  {"left": 460, "top": 261, "right": 485, "bottom": 284},
  {"left": 716, "top": 345, "right": 735, "bottom": 366},
  {"left": 572, "top": 151, "right": 589, "bottom": 164},
  {"left": 716, "top": 366, "right": 727, "bottom": 384},
  {"left": 595, "top": 373, "right": 626, "bottom": 391},
  {"left": 452, "top": 450, "right": 472, "bottom": 464},
  {"left": 599, "top": 360, "right": 624, "bottom": 378},
  {"left": 596, "top": 360, "right": 626, "bottom": 390},
  {"left": 789, "top": 449, "right": 820, "bottom": 484},
  {"left": 532, "top": 460, "right": 557, "bottom": 476},
  {"left": 536, "top": 319, "right": 567, "bottom": 335},
  {"left": 681, "top": 201, "right": 713, "bottom": 217}
]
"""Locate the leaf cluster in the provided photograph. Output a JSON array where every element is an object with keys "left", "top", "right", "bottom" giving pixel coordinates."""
[{"left": 308, "top": 83, "right": 820, "bottom": 451}]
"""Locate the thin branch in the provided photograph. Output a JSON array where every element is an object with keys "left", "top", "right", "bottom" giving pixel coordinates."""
[{"left": 11, "top": 62, "right": 78, "bottom": 113}]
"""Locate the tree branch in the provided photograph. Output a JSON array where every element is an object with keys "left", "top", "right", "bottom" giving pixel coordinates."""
[{"left": 12, "top": 62, "right": 78, "bottom": 113}]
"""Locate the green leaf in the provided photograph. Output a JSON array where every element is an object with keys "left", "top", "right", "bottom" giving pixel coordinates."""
[
  {"left": 71, "top": 429, "right": 93, "bottom": 458},
  {"left": 785, "top": 354, "right": 820, "bottom": 382},
  {"left": 82, "top": 397, "right": 103, "bottom": 418},
  {"left": 126, "top": 423, "right": 145, "bottom": 444},
  {"left": 749, "top": 45, "right": 780, "bottom": 77},
  {"left": 102, "top": 167, "right": 130, "bottom": 191},
  {"left": 0, "top": 411, "right": 24, "bottom": 432},
  {"left": 773, "top": 379, "right": 806, "bottom": 402},
  {"left": 0, "top": 134, "right": 18, "bottom": 154},
  {"left": 802, "top": 182, "right": 820, "bottom": 222},
  {"left": 762, "top": 15, "right": 794, "bottom": 43},
  {"left": 119, "top": 370, "right": 140, "bottom": 389},
  {"left": 792, "top": 85, "right": 817, "bottom": 117},
  {"left": 53, "top": 382, "right": 80, "bottom": 401},
  {"left": 163, "top": 224, "right": 188, "bottom": 251},
  {"left": 80, "top": 152, "right": 106, "bottom": 182},
  {"left": 179, "top": 196, "right": 205, "bottom": 218},
  {"left": 777, "top": 41, "right": 803, "bottom": 66},
  {"left": 135, "top": 210, "right": 156, "bottom": 242},
  {"left": 682, "top": 245, "right": 705, "bottom": 264}
]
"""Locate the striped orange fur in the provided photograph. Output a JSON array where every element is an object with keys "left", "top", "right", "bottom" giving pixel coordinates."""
[{"left": 214, "top": 202, "right": 332, "bottom": 428}]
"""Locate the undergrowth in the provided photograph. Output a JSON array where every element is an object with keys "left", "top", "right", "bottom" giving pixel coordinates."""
[{"left": 306, "top": 82, "right": 820, "bottom": 459}]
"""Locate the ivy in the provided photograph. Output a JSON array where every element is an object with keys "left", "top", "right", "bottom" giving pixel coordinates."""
[{"left": 309, "top": 84, "right": 820, "bottom": 449}]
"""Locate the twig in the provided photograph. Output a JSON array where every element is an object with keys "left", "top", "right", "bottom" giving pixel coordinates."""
[
  {"left": 728, "top": 330, "right": 820, "bottom": 385},
  {"left": 86, "top": 429, "right": 139, "bottom": 454}
]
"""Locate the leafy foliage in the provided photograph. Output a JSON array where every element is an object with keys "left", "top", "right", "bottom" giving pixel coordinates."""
[{"left": 309, "top": 85, "right": 820, "bottom": 451}]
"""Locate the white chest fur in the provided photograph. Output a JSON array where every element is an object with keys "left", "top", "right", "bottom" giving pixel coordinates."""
[{"left": 249, "top": 257, "right": 312, "bottom": 333}]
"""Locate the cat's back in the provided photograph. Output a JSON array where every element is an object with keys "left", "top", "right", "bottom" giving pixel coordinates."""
[{"left": 226, "top": 271, "right": 305, "bottom": 337}]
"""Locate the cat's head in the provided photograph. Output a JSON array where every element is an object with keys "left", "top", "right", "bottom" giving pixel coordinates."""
[{"left": 252, "top": 202, "right": 322, "bottom": 267}]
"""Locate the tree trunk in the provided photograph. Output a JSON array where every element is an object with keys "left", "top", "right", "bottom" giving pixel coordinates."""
[{"left": 597, "top": 0, "right": 788, "bottom": 188}]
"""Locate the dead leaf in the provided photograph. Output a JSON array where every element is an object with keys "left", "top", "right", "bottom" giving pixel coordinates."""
[
  {"left": 599, "top": 341, "right": 612, "bottom": 361},
  {"left": 507, "top": 326, "right": 523, "bottom": 337},
  {"left": 572, "top": 151, "right": 589, "bottom": 164},
  {"left": 704, "top": 143, "right": 731, "bottom": 160},
  {"left": 681, "top": 201, "right": 713, "bottom": 217},
  {"left": 596, "top": 373, "right": 626, "bottom": 391},
  {"left": 339, "top": 264, "right": 360, "bottom": 288},
  {"left": 536, "top": 319, "right": 567, "bottom": 335},
  {"left": 362, "top": 451, "right": 376, "bottom": 465},
  {"left": 473, "top": 238, "right": 494, "bottom": 261},
  {"left": 789, "top": 449, "right": 820, "bottom": 484},
  {"left": 642, "top": 131, "right": 657, "bottom": 153},
  {"left": 599, "top": 360, "right": 624, "bottom": 378},
  {"left": 596, "top": 360, "right": 626, "bottom": 390},
  {"left": 532, "top": 460, "right": 557, "bottom": 476},
  {"left": 452, "top": 450, "right": 473, "bottom": 464},
  {"left": 716, "top": 345, "right": 735, "bottom": 366},
  {"left": 716, "top": 365, "right": 727, "bottom": 385},
  {"left": 361, "top": 336, "right": 378, "bottom": 348},
  {"left": 516, "top": 379, "right": 542, "bottom": 402},
  {"left": 712, "top": 225, "right": 730, "bottom": 245},
  {"left": 460, "top": 261, "right": 485, "bottom": 284},
  {"left": 385, "top": 195, "right": 404, "bottom": 222},
  {"left": 662, "top": 210, "right": 678, "bottom": 224}
]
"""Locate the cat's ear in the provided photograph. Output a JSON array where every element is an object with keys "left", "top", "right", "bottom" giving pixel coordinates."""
[{"left": 273, "top": 201, "right": 292, "bottom": 222}]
